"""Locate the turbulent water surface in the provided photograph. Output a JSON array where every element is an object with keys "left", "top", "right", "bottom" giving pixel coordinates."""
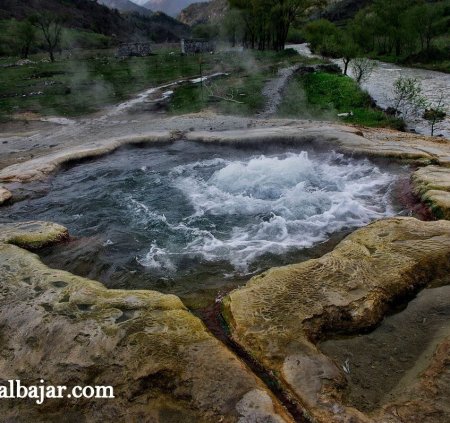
[{"left": 2, "top": 141, "right": 408, "bottom": 304}]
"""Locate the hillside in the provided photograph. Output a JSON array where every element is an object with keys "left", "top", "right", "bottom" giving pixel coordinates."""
[
  {"left": 98, "top": 0, "right": 153, "bottom": 16},
  {"left": 321, "top": 0, "right": 442, "bottom": 23},
  {"left": 142, "top": 0, "right": 195, "bottom": 17},
  {"left": 178, "top": 0, "right": 228, "bottom": 26},
  {"left": 320, "top": 0, "right": 372, "bottom": 22},
  {"left": 0, "top": 0, "right": 190, "bottom": 43},
  {"left": 176, "top": 0, "right": 361, "bottom": 27}
]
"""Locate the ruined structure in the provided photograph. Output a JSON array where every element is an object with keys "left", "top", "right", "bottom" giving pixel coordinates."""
[
  {"left": 116, "top": 43, "right": 152, "bottom": 58},
  {"left": 181, "top": 38, "right": 215, "bottom": 54}
]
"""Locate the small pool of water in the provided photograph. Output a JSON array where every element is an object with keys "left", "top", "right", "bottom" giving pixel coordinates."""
[
  {"left": 1, "top": 141, "right": 411, "bottom": 307},
  {"left": 319, "top": 283, "right": 450, "bottom": 412}
]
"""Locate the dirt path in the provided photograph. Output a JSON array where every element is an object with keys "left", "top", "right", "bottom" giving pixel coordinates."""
[{"left": 258, "top": 64, "right": 300, "bottom": 117}]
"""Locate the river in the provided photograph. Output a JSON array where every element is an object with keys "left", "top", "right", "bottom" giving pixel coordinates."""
[{"left": 288, "top": 44, "right": 450, "bottom": 139}]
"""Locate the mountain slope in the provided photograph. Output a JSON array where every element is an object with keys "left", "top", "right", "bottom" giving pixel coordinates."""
[
  {"left": 0, "top": 0, "right": 190, "bottom": 42},
  {"left": 142, "top": 0, "right": 196, "bottom": 17},
  {"left": 321, "top": 0, "right": 373, "bottom": 22},
  {"left": 178, "top": 0, "right": 228, "bottom": 26},
  {"left": 0, "top": 0, "right": 124, "bottom": 35},
  {"left": 98, "top": 0, "right": 153, "bottom": 16}
]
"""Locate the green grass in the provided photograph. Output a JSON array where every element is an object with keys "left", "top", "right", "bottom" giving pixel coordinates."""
[
  {"left": 0, "top": 51, "right": 216, "bottom": 120},
  {"left": 278, "top": 72, "right": 405, "bottom": 130},
  {"left": 0, "top": 48, "right": 317, "bottom": 121},
  {"left": 168, "top": 48, "right": 324, "bottom": 116},
  {"left": 169, "top": 73, "right": 268, "bottom": 116}
]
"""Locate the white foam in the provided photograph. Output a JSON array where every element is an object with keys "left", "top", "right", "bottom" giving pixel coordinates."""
[
  {"left": 136, "top": 243, "right": 176, "bottom": 272},
  {"left": 136, "top": 151, "right": 396, "bottom": 274}
]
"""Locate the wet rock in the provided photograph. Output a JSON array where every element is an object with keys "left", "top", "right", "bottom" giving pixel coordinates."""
[
  {"left": 375, "top": 336, "right": 450, "bottom": 423},
  {"left": 413, "top": 166, "right": 450, "bottom": 219},
  {"left": 320, "top": 284, "right": 450, "bottom": 414},
  {"left": 0, "top": 221, "right": 68, "bottom": 249},
  {"left": 0, "top": 186, "right": 12, "bottom": 205},
  {"left": 223, "top": 217, "right": 450, "bottom": 423},
  {"left": 0, "top": 222, "right": 292, "bottom": 423},
  {"left": 0, "top": 131, "right": 174, "bottom": 182}
]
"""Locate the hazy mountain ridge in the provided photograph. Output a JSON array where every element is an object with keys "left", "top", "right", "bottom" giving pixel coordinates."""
[
  {"left": 141, "top": 0, "right": 196, "bottom": 16},
  {"left": 98, "top": 0, "right": 153, "bottom": 16},
  {"left": 178, "top": 0, "right": 228, "bottom": 26}
]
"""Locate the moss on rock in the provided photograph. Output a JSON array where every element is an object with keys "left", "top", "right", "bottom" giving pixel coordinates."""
[
  {"left": 223, "top": 217, "right": 450, "bottom": 423},
  {"left": 0, "top": 222, "right": 292, "bottom": 423},
  {"left": 413, "top": 166, "right": 450, "bottom": 219},
  {"left": 0, "top": 221, "right": 69, "bottom": 249}
]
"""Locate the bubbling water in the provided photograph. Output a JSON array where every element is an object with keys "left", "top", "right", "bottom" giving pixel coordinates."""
[
  {"left": 1, "top": 142, "right": 403, "bottom": 294},
  {"left": 134, "top": 150, "right": 394, "bottom": 273}
]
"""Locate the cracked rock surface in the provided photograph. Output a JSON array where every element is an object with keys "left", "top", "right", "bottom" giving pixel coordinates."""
[
  {"left": 413, "top": 165, "right": 450, "bottom": 219},
  {"left": 0, "top": 221, "right": 292, "bottom": 423},
  {"left": 223, "top": 217, "right": 450, "bottom": 423}
]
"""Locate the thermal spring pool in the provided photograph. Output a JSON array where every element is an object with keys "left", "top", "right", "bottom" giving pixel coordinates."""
[{"left": 1, "top": 141, "right": 415, "bottom": 308}]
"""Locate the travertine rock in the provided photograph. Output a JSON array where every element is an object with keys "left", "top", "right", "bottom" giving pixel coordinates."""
[
  {"left": 0, "top": 186, "right": 11, "bottom": 205},
  {"left": 223, "top": 217, "right": 450, "bottom": 423},
  {"left": 413, "top": 165, "right": 450, "bottom": 219},
  {"left": 375, "top": 336, "right": 450, "bottom": 423},
  {"left": 0, "top": 131, "right": 173, "bottom": 182},
  {"left": 0, "top": 222, "right": 292, "bottom": 423},
  {"left": 0, "top": 221, "right": 68, "bottom": 248}
]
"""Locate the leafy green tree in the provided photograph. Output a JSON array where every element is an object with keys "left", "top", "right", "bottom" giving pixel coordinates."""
[
  {"left": 407, "top": 2, "right": 446, "bottom": 53},
  {"left": 391, "top": 76, "right": 427, "bottom": 118},
  {"left": 303, "top": 19, "right": 359, "bottom": 75},
  {"left": 229, "top": 0, "right": 325, "bottom": 51},
  {"left": 303, "top": 19, "right": 339, "bottom": 52},
  {"left": 335, "top": 33, "right": 359, "bottom": 76},
  {"left": 16, "top": 19, "right": 36, "bottom": 59},
  {"left": 192, "top": 24, "right": 219, "bottom": 41},
  {"left": 372, "top": 0, "right": 411, "bottom": 56},
  {"left": 221, "top": 9, "right": 245, "bottom": 47},
  {"left": 350, "top": 9, "right": 379, "bottom": 54}
]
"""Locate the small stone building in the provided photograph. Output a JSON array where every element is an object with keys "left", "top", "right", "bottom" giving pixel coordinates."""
[
  {"left": 116, "top": 43, "right": 152, "bottom": 58},
  {"left": 181, "top": 39, "right": 215, "bottom": 54}
]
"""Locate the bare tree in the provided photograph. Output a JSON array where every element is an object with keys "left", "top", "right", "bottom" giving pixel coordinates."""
[
  {"left": 30, "top": 13, "right": 63, "bottom": 62},
  {"left": 204, "top": 81, "right": 244, "bottom": 104},
  {"left": 423, "top": 94, "right": 447, "bottom": 136},
  {"left": 350, "top": 57, "right": 376, "bottom": 84}
]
